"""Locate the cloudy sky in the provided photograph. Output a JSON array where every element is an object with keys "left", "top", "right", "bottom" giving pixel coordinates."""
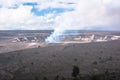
[{"left": 0, "top": 0, "right": 120, "bottom": 30}]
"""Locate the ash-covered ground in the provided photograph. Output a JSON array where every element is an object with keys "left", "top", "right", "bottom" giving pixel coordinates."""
[{"left": 0, "top": 30, "right": 120, "bottom": 80}]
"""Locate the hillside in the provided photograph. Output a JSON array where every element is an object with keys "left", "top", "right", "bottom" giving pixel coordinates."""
[{"left": 0, "top": 40, "right": 120, "bottom": 80}]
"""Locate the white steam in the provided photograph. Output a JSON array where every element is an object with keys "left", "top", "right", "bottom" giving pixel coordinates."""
[{"left": 45, "top": 0, "right": 115, "bottom": 43}]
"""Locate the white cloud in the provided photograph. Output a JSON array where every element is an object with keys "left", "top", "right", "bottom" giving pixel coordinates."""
[
  {"left": 0, "top": 1, "right": 55, "bottom": 30},
  {"left": 52, "top": 0, "right": 120, "bottom": 30},
  {"left": 0, "top": 0, "right": 120, "bottom": 30}
]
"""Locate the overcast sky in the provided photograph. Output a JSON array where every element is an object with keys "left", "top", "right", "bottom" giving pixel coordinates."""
[{"left": 0, "top": 0, "right": 120, "bottom": 30}]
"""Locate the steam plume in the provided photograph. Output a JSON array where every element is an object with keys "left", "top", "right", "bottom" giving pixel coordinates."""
[{"left": 45, "top": 0, "right": 120, "bottom": 43}]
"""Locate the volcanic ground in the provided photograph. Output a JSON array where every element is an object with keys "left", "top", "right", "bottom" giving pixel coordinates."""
[
  {"left": 0, "top": 30, "right": 120, "bottom": 80},
  {"left": 0, "top": 40, "right": 120, "bottom": 80}
]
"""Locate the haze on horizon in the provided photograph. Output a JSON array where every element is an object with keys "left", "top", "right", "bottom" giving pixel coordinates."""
[{"left": 0, "top": 0, "right": 120, "bottom": 31}]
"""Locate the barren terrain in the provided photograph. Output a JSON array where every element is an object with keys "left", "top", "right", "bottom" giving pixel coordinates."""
[
  {"left": 0, "top": 30, "right": 120, "bottom": 80},
  {"left": 0, "top": 30, "right": 120, "bottom": 53},
  {"left": 0, "top": 40, "right": 120, "bottom": 80}
]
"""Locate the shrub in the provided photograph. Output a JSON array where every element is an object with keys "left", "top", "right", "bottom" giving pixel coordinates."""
[
  {"left": 72, "top": 65, "right": 80, "bottom": 78},
  {"left": 43, "top": 77, "right": 48, "bottom": 80}
]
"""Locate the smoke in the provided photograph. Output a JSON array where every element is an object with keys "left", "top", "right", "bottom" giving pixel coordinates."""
[
  {"left": 45, "top": 28, "right": 65, "bottom": 43},
  {"left": 45, "top": 0, "right": 120, "bottom": 43},
  {"left": 45, "top": 12, "right": 76, "bottom": 43}
]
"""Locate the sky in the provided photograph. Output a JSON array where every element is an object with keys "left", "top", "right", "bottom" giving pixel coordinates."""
[{"left": 0, "top": 0, "right": 120, "bottom": 30}]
